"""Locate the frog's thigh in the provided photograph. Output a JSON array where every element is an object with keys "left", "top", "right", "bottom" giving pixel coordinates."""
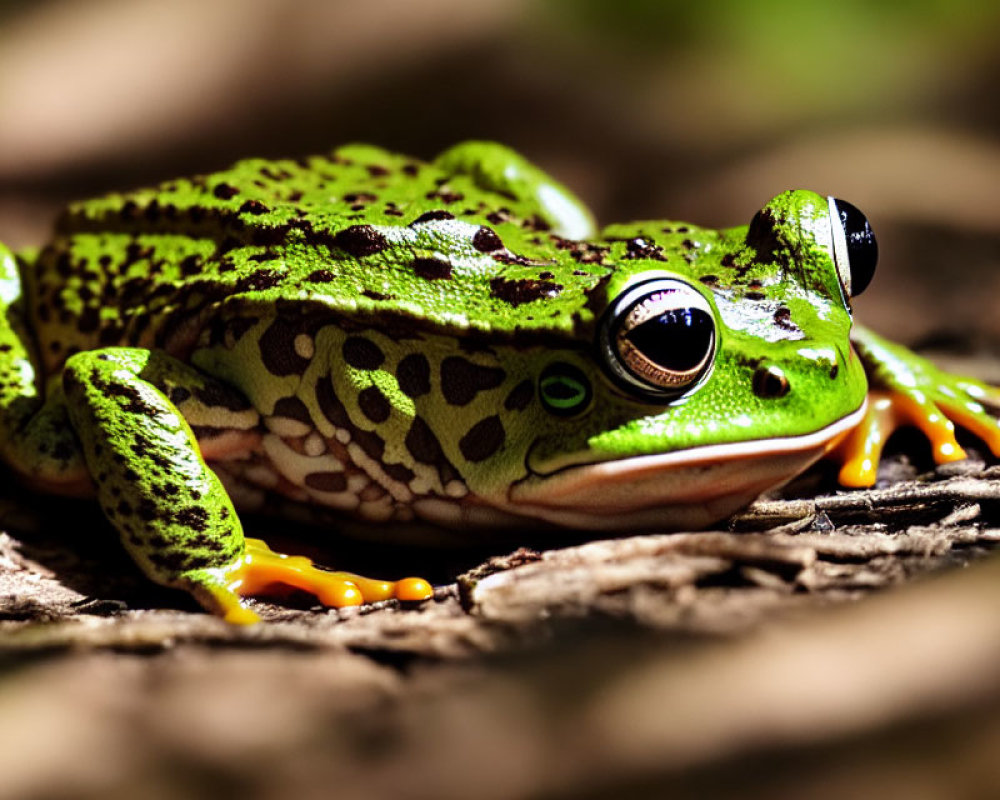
[
  {"left": 434, "top": 141, "right": 596, "bottom": 239},
  {"left": 62, "top": 347, "right": 432, "bottom": 622},
  {"left": 61, "top": 347, "right": 258, "bottom": 618}
]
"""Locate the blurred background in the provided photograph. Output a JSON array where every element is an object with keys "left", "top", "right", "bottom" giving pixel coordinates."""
[
  {"left": 1, "top": 0, "right": 999, "bottom": 347},
  {"left": 1, "top": 5, "right": 1000, "bottom": 797}
]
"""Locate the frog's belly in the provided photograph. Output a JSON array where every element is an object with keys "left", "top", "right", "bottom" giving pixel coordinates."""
[{"left": 201, "top": 405, "right": 863, "bottom": 537}]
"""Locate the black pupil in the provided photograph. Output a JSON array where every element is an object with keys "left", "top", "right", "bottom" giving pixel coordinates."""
[
  {"left": 834, "top": 197, "right": 878, "bottom": 296},
  {"left": 625, "top": 307, "right": 713, "bottom": 372}
]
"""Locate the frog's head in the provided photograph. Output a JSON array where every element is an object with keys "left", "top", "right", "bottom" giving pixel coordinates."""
[{"left": 484, "top": 190, "right": 878, "bottom": 530}]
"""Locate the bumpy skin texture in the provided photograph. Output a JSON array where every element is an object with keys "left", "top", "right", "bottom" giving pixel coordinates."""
[{"left": 0, "top": 141, "right": 996, "bottom": 619}]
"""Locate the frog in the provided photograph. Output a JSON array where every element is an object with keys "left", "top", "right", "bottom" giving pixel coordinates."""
[{"left": 0, "top": 141, "right": 997, "bottom": 623}]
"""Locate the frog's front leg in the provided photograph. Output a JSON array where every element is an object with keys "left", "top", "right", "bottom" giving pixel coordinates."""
[
  {"left": 61, "top": 348, "right": 431, "bottom": 623},
  {"left": 434, "top": 140, "right": 597, "bottom": 239},
  {"left": 835, "top": 325, "right": 1000, "bottom": 486}
]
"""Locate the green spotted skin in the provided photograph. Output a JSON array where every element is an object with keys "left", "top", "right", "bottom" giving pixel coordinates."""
[{"left": 0, "top": 141, "right": 882, "bottom": 606}]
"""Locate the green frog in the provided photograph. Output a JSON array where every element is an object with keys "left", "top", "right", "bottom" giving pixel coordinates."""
[{"left": 0, "top": 142, "right": 997, "bottom": 623}]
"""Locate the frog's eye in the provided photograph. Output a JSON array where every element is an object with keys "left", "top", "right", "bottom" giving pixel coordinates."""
[
  {"left": 540, "top": 362, "right": 593, "bottom": 416},
  {"left": 599, "top": 278, "right": 716, "bottom": 401},
  {"left": 828, "top": 197, "right": 878, "bottom": 298}
]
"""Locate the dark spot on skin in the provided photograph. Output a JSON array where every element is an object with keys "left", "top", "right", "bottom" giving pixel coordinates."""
[
  {"left": 101, "top": 380, "right": 160, "bottom": 418},
  {"left": 362, "top": 289, "right": 392, "bottom": 301},
  {"left": 405, "top": 416, "right": 446, "bottom": 464},
  {"left": 273, "top": 395, "right": 312, "bottom": 424},
  {"left": 213, "top": 182, "right": 239, "bottom": 200},
  {"left": 137, "top": 499, "right": 159, "bottom": 521},
  {"left": 412, "top": 257, "right": 453, "bottom": 280},
  {"left": 192, "top": 381, "right": 253, "bottom": 412},
  {"left": 239, "top": 199, "right": 268, "bottom": 215},
  {"left": 411, "top": 210, "right": 454, "bottom": 224},
  {"left": 699, "top": 275, "right": 718, "bottom": 285},
  {"left": 384, "top": 462, "right": 415, "bottom": 484},
  {"left": 168, "top": 386, "right": 192, "bottom": 404},
  {"left": 236, "top": 270, "right": 284, "bottom": 292},
  {"left": 624, "top": 238, "right": 667, "bottom": 261},
  {"left": 486, "top": 209, "right": 513, "bottom": 226},
  {"left": 180, "top": 255, "right": 201, "bottom": 276},
  {"left": 829, "top": 364, "right": 839, "bottom": 379},
  {"left": 504, "top": 379, "right": 534, "bottom": 411},
  {"left": 227, "top": 317, "right": 258, "bottom": 344},
  {"left": 396, "top": 354, "right": 431, "bottom": 398},
  {"left": 745, "top": 291, "right": 766, "bottom": 301},
  {"left": 459, "top": 416, "right": 505, "bottom": 462},
  {"left": 316, "top": 375, "right": 350, "bottom": 429},
  {"left": 148, "top": 549, "right": 217, "bottom": 574},
  {"left": 358, "top": 385, "right": 391, "bottom": 423},
  {"left": 259, "top": 317, "right": 312, "bottom": 376},
  {"left": 353, "top": 428, "right": 385, "bottom": 460},
  {"left": 773, "top": 306, "right": 799, "bottom": 333},
  {"left": 440, "top": 357, "right": 506, "bottom": 406},
  {"left": 332, "top": 225, "right": 389, "bottom": 258},
  {"left": 342, "top": 337, "right": 384, "bottom": 370},
  {"left": 425, "top": 189, "right": 464, "bottom": 204},
  {"left": 304, "top": 472, "right": 348, "bottom": 493},
  {"left": 472, "top": 227, "right": 503, "bottom": 252},
  {"left": 490, "top": 251, "right": 531, "bottom": 266},
  {"left": 489, "top": 277, "right": 562, "bottom": 308},
  {"left": 175, "top": 506, "right": 209, "bottom": 531},
  {"left": 402, "top": 163, "right": 419, "bottom": 176},
  {"left": 366, "top": 164, "right": 390, "bottom": 177},
  {"left": 307, "top": 269, "right": 337, "bottom": 282},
  {"left": 77, "top": 306, "right": 100, "bottom": 333}
]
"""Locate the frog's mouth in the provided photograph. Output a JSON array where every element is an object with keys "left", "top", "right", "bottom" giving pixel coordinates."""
[{"left": 500, "top": 402, "right": 867, "bottom": 531}]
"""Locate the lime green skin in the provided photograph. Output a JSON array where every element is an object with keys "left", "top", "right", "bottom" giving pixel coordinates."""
[{"left": 0, "top": 142, "right": 869, "bottom": 601}]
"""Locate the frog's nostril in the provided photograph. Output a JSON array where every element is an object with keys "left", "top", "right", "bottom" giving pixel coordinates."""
[{"left": 752, "top": 365, "right": 790, "bottom": 399}]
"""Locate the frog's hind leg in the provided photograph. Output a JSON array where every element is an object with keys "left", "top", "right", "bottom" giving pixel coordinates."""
[
  {"left": 61, "top": 347, "right": 431, "bottom": 622},
  {"left": 0, "top": 242, "right": 89, "bottom": 493},
  {"left": 434, "top": 141, "right": 597, "bottom": 239}
]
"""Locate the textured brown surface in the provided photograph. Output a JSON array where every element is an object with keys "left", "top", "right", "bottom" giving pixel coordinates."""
[{"left": 0, "top": 435, "right": 999, "bottom": 799}]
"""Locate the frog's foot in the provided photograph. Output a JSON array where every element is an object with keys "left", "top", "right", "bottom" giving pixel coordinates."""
[
  {"left": 833, "top": 383, "right": 1000, "bottom": 487},
  {"left": 197, "top": 538, "right": 434, "bottom": 625}
]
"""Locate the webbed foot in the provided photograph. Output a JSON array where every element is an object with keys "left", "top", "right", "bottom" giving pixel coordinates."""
[
  {"left": 196, "top": 538, "right": 434, "bottom": 625},
  {"left": 835, "top": 326, "right": 1000, "bottom": 487}
]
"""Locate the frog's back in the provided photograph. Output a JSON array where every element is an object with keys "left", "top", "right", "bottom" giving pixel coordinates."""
[{"left": 24, "top": 145, "right": 613, "bottom": 374}]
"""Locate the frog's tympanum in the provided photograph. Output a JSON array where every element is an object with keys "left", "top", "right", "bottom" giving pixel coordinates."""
[{"left": 1, "top": 142, "right": 997, "bottom": 622}]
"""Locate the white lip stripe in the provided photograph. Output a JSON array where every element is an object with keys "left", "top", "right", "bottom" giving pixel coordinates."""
[{"left": 522, "top": 399, "right": 867, "bottom": 487}]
